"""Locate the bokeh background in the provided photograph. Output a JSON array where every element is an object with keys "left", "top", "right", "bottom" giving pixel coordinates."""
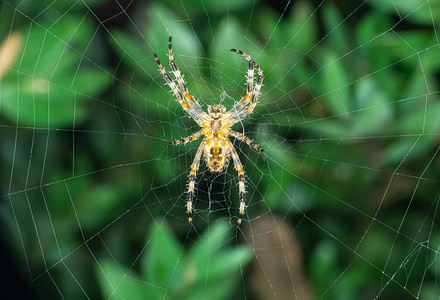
[{"left": 1, "top": 0, "right": 440, "bottom": 299}]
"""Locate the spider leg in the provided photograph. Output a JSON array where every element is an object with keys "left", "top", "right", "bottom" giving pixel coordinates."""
[
  {"left": 228, "top": 60, "right": 253, "bottom": 113},
  {"left": 168, "top": 36, "right": 189, "bottom": 95},
  {"left": 229, "top": 130, "right": 264, "bottom": 152},
  {"left": 228, "top": 49, "right": 264, "bottom": 123},
  {"left": 154, "top": 53, "right": 191, "bottom": 113},
  {"left": 186, "top": 139, "right": 206, "bottom": 223},
  {"left": 170, "top": 129, "right": 204, "bottom": 145},
  {"left": 167, "top": 37, "right": 207, "bottom": 122},
  {"left": 227, "top": 140, "right": 247, "bottom": 225}
]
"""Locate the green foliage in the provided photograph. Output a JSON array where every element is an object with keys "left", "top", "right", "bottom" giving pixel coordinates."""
[
  {"left": 1, "top": 0, "right": 439, "bottom": 299},
  {"left": 97, "top": 222, "right": 252, "bottom": 300},
  {"left": 0, "top": 16, "right": 111, "bottom": 127},
  {"left": 320, "top": 51, "right": 350, "bottom": 116},
  {"left": 368, "top": 0, "right": 440, "bottom": 24}
]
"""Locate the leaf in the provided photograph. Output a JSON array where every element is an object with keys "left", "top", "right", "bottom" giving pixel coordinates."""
[
  {"left": 0, "top": 6, "right": 14, "bottom": 43},
  {"left": 0, "top": 79, "right": 88, "bottom": 127},
  {"left": 109, "top": 29, "right": 159, "bottom": 80},
  {"left": 367, "top": 0, "right": 440, "bottom": 25},
  {"left": 356, "top": 12, "right": 391, "bottom": 48},
  {"left": 396, "top": 101, "right": 440, "bottom": 135},
  {"left": 384, "top": 135, "right": 437, "bottom": 165},
  {"left": 112, "top": 4, "right": 203, "bottom": 85},
  {"left": 19, "top": 16, "right": 93, "bottom": 76},
  {"left": 184, "top": 276, "right": 238, "bottom": 300},
  {"left": 309, "top": 240, "right": 338, "bottom": 284},
  {"left": 285, "top": 1, "right": 318, "bottom": 53},
  {"left": 384, "top": 97, "right": 440, "bottom": 164},
  {"left": 322, "top": 2, "right": 349, "bottom": 52},
  {"left": 429, "top": 234, "right": 440, "bottom": 277},
  {"left": 142, "top": 223, "right": 183, "bottom": 288},
  {"left": 259, "top": 9, "right": 281, "bottom": 45},
  {"left": 152, "top": 0, "right": 253, "bottom": 16},
  {"left": 146, "top": 3, "right": 200, "bottom": 61},
  {"left": 191, "top": 221, "right": 230, "bottom": 254},
  {"left": 211, "top": 17, "right": 258, "bottom": 91},
  {"left": 96, "top": 260, "right": 152, "bottom": 300},
  {"left": 189, "top": 221, "right": 231, "bottom": 281},
  {"left": 206, "top": 246, "right": 253, "bottom": 279},
  {"left": 0, "top": 16, "right": 111, "bottom": 127},
  {"left": 351, "top": 78, "right": 392, "bottom": 135},
  {"left": 320, "top": 51, "right": 351, "bottom": 116},
  {"left": 301, "top": 117, "right": 352, "bottom": 138},
  {"left": 203, "top": 0, "right": 254, "bottom": 14},
  {"left": 70, "top": 68, "right": 112, "bottom": 95},
  {"left": 211, "top": 17, "right": 244, "bottom": 88},
  {"left": 76, "top": 184, "right": 124, "bottom": 229}
]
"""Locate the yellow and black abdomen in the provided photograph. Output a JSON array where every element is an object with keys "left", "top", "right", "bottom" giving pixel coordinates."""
[{"left": 204, "top": 137, "right": 231, "bottom": 172}]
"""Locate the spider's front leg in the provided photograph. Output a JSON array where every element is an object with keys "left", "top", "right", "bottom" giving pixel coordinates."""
[
  {"left": 228, "top": 49, "right": 264, "bottom": 123},
  {"left": 153, "top": 53, "right": 190, "bottom": 113},
  {"left": 166, "top": 36, "right": 208, "bottom": 125},
  {"left": 186, "top": 140, "right": 205, "bottom": 223}
]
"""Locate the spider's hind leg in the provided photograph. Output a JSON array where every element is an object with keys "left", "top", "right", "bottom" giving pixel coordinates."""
[
  {"left": 227, "top": 140, "right": 247, "bottom": 225},
  {"left": 186, "top": 140, "right": 205, "bottom": 223},
  {"left": 229, "top": 130, "right": 264, "bottom": 152}
]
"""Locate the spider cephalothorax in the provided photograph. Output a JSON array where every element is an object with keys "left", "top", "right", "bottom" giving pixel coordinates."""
[
  {"left": 208, "top": 104, "right": 226, "bottom": 134},
  {"left": 154, "top": 36, "right": 264, "bottom": 225}
]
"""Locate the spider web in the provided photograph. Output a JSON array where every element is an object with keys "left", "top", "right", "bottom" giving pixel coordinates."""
[{"left": 1, "top": 0, "right": 440, "bottom": 299}]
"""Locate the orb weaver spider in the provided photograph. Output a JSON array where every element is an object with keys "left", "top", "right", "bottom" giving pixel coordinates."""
[{"left": 154, "top": 37, "right": 264, "bottom": 225}]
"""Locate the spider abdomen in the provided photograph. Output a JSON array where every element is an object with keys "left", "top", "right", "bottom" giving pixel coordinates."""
[{"left": 204, "top": 138, "right": 231, "bottom": 172}]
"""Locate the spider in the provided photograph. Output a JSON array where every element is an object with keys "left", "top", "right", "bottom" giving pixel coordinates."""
[{"left": 154, "top": 36, "right": 264, "bottom": 225}]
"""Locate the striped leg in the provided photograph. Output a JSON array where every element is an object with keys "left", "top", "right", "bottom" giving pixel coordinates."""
[
  {"left": 229, "top": 49, "right": 264, "bottom": 123},
  {"left": 153, "top": 53, "right": 190, "bottom": 113},
  {"left": 170, "top": 129, "right": 204, "bottom": 145},
  {"left": 167, "top": 37, "right": 206, "bottom": 117},
  {"left": 168, "top": 36, "right": 189, "bottom": 95},
  {"left": 229, "top": 130, "right": 264, "bottom": 152},
  {"left": 228, "top": 60, "right": 254, "bottom": 114},
  {"left": 187, "top": 140, "right": 205, "bottom": 223},
  {"left": 228, "top": 140, "right": 246, "bottom": 225}
]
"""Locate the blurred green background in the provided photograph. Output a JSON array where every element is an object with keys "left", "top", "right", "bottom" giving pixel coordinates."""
[{"left": 1, "top": 0, "right": 440, "bottom": 299}]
